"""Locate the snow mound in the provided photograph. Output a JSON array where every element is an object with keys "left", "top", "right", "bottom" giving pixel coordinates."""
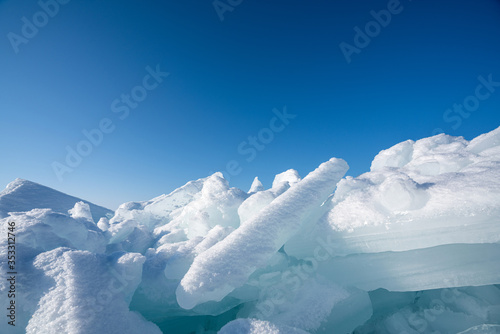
[
  {"left": 26, "top": 248, "right": 161, "bottom": 334},
  {"left": 0, "top": 179, "right": 113, "bottom": 222}
]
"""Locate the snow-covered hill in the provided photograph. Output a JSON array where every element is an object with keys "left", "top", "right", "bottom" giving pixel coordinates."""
[
  {"left": 0, "top": 178, "right": 113, "bottom": 222},
  {"left": 1, "top": 127, "right": 500, "bottom": 334}
]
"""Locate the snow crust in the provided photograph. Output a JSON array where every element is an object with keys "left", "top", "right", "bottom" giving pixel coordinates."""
[{"left": 1, "top": 126, "right": 500, "bottom": 333}]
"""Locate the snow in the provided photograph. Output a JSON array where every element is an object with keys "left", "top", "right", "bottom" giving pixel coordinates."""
[
  {"left": 25, "top": 248, "right": 161, "bottom": 334},
  {"left": 176, "top": 158, "right": 348, "bottom": 309},
  {"left": 271, "top": 169, "right": 301, "bottom": 189},
  {"left": 0, "top": 179, "right": 113, "bottom": 222},
  {"left": 68, "top": 201, "right": 94, "bottom": 222},
  {"left": 1, "top": 126, "right": 500, "bottom": 333},
  {"left": 248, "top": 177, "right": 264, "bottom": 193}
]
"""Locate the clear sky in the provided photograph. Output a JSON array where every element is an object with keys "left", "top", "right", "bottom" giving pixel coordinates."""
[{"left": 1, "top": 0, "right": 500, "bottom": 210}]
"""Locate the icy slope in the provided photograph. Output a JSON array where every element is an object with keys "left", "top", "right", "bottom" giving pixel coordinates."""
[{"left": 0, "top": 179, "right": 113, "bottom": 222}]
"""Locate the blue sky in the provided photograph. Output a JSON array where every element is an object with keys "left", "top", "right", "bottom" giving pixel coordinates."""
[{"left": 1, "top": 0, "right": 500, "bottom": 209}]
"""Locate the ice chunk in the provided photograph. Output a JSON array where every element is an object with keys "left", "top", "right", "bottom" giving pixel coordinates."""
[
  {"left": 176, "top": 158, "right": 348, "bottom": 309},
  {"left": 272, "top": 169, "right": 301, "bottom": 189},
  {"left": 160, "top": 225, "right": 235, "bottom": 280},
  {"left": 0, "top": 208, "right": 107, "bottom": 332},
  {"left": 108, "top": 172, "right": 246, "bottom": 251},
  {"left": 26, "top": 248, "right": 161, "bottom": 334},
  {"left": 68, "top": 201, "right": 94, "bottom": 222},
  {"left": 245, "top": 275, "right": 368, "bottom": 333},
  {"left": 97, "top": 217, "right": 110, "bottom": 231},
  {"left": 128, "top": 225, "right": 239, "bottom": 324},
  {"left": 356, "top": 285, "right": 500, "bottom": 334},
  {"left": 371, "top": 139, "right": 414, "bottom": 171},
  {"left": 219, "top": 318, "right": 310, "bottom": 334},
  {"left": 107, "top": 175, "right": 210, "bottom": 242},
  {"left": 169, "top": 172, "right": 246, "bottom": 240},
  {"left": 468, "top": 125, "right": 500, "bottom": 154},
  {"left": 0, "top": 243, "right": 52, "bottom": 333},
  {"left": 239, "top": 172, "right": 300, "bottom": 224},
  {"left": 2, "top": 209, "right": 106, "bottom": 254},
  {"left": 249, "top": 177, "right": 265, "bottom": 193},
  {"left": 292, "top": 126, "right": 500, "bottom": 258},
  {"left": 316, "top": 243, "right": 500, "bottom": 292},
  {"left": 238, "top": 190, "right": 278, "bottom": 224}
]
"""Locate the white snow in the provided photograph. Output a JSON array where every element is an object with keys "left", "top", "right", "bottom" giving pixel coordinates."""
[
  {"left": 26, "top": 248, "right": 161, "bottom": 334},
  {"left": 0, "top": 178, "right": 112, "bottom": 222},
  {"left": 176, "top": 158, "right": 348, "bottom": 309},
  {"left": 248, "top": 177, "right": 265, "bottom": 193}
]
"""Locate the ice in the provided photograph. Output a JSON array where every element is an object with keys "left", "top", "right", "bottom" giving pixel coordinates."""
[
  {"left": 356, "top": 285, "right": 500, "bottom": 334},
  {"left": 0, "top": 205, "right": 110, "bottom": 332},
  {"left": 69, "top": 201, "right": 94, "bottom": 222},
  {"left": 370, "top": 139, "right": 415, "bottom": 170},
  {"left": 25, "top": 248, "right": 161, "bottom": 334},
  {"left": 176, "top": 158, "right": 348, "bottom": 309},
  {"left": 108, "top": 172, "right": 246, "bottom": 252},
  {"left": 468, "top": 125, "right": 500, "bottom": 154},
  {"left": 1, "top": 126, "right": 500, "bottom": 333},
  {"left": 238, "top": 170, "right": 302, "bottom": 225},
  {"left": 238, "top": 175, "right": 296, "bottom": 224},
  {"left": 315, "top": 243, "right": 500, "bottom": 291},
  {"left": 0, "top": 178, "right": 112, "bottom": 222},
  {"left": 2, "top": 208, "right": 106, "bottom": 254},
  {"left": 97, "top": 216, "right": 110, "bottom": 231},
  {"left": 272, "top": 169, "right": 301, "bottom": 189},
  {"left": 285, "top": 127, "right": 500, "bottom": 259},
  {"left": 243, "top": 274, "right": 371, "bottom": 333},
  {"left": 248, "top": 177, "right": 265, "bottom": 193},
  {"left": 163, "top": 172, "right": 246, "bottom": 240},
  {"left": 105, "top": 175, "right": 209, "bottom": 248},
  {"left": 219, "top": 318, "right": 310, "bottom": 334},
  {"left": 0, "top": 207, "right": 102, "bottom": 332},
  {"left": 458, "top": 324, "right": 500, "bottom": 334}
]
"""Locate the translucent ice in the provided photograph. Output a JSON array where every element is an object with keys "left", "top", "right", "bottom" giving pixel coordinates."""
[
  {"left": 219, "top": 318, "right": 310, "bottom": 334},
  {"left": 176, "top": 158, "right": 348, "bottom": 309}
]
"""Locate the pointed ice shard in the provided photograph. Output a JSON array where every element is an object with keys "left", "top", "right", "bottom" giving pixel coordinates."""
[{"left": 248, "top": 177, "right": 264, "bottom": 193}]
